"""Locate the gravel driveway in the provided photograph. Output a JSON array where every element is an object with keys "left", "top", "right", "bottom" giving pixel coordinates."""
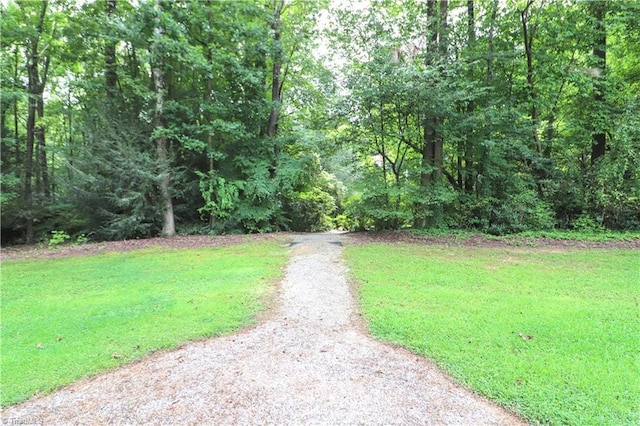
[{"left": 2, "top": 232, "right": 525, "bottom": 425}]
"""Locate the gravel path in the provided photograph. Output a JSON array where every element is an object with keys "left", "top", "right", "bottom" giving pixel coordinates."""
[{"left": 2, "top": 233, "right": 525, "bottom": 425}]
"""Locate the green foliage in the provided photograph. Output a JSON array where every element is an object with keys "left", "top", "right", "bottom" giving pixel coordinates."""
[
  {"left": 329, "top": 0, "right": 640, "bottom": 235},
  {"left": 405, "top": 227, "right": 640, "bottom": 243},
  {"left": 63, "top": 107, "right": 162, "bottom": 241},
  {"left": 0, "top": 173, "right": 20, "bottom": 204},
  {"left": 47, "top": 230, "right": 70, "bottom": 247},
  {"left": 286, "top": 186, "right": 337, "bottom": 232},
  {"left": 487, "top": 186, "right": 556, "bottom": 235},
  {"left": 512, "top": 229, "right": 640, "bottom": 242},
  {"left": 2, "top": 0, "right": 640, "bottom": 243},
  {"left": 342, "top": 170, "right": 414, "bottom": 231},
  {"left": 572, "top": 213, "right": 605, "bottom": 233},
  {"left": 196, "top": 170, "right": 241, "bottom": 223},
  {"left": 346, "top": 244, "right": 640, "bottom": 425},
  {"left": 1, "top": 0, "right": 337, "bottom": 244},
  {"left": 587, "top": 96, "right": 640, "bottom": 229},
  {"left": 1, "top": 241, "right": 287, "bottom": 405}
]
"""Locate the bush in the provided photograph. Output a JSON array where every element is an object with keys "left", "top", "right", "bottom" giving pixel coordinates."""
[
  {"left": 48, "top": 230, "right": 71, "bottom": 247},
  {"left": 487, "top": 188, "right": 555, "bottom": 235},
  {"left": 286, "top": 187, "right": 337, "bottom": 232},
  {"left": 572, "top": 213, "right": 604, "bottom": 232}
]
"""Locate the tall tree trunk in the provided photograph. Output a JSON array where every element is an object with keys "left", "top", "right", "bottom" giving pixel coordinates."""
[
  {"left": 36, "top": 85, "right": 50, "bottom": 198},
  {"left": 457, "top": 142, "right": 463, "bottom": 190},
  {"left": 263, "top": 0, "right": 285, "bottom": 230},
  {"left": 467, "top": 0, "right": 475, "bottom": 46},
  {"left": 105, "top": 0, "right": 118, "bottom": 98},
  {"left": 590, "top": 1, "right": 606, "bottom": 163},
  {"left": 464, "top": 0, "right": 476, "bottom": 193},
  {"left": 205, "top": 48, "right": 216, "bottom": 227},
  {"left": 417, "top": 0, "right": 448, "bottom": 227},
  {"left": 23, "top": 0, "right": 49, "bottom": 244},
  {"left": 151, "top": 0, "right": 175, "bottom": 236},
  {"left": 25, "top": 98, "right": 36, "bottom": 243},
  {"left": 14, "top": 48, "right": 20, "bottom": 165},
  {"left": 422, "top": 0, "right": 446, "bottom": 187},
  {"left": 438, "top": 0, "right": 448, "bottom": 55},
  {"left": 267, "top": 1, "right": 285, "bottom": 131},
  {"left": 521, "top": 0, "right": 542, "bottom": 156},
  {"left": 0, "top": 102, "right": 6, "bottom": 151},
  {"left": 66, "top": 88, "right": 74, "bottom": 180},
  {"left": 433, "top": 0, "right": 447, "bottom": 180},
  {"left": 1, "top": 91, "right": 9, "bottom": 173},
  {"left": 421, "top": 0, "right": 437, "bottom": 189},
  {"left": 266, "top": 0, "right": 285, "bottom": 179},
  {"left": 422, "top": 128, "right": 435, "bottom": 187},
  {"left": 426, "top": 0, "right": 437, "bottom": 61},
  {"left": 486, "top": 0, "right": 498, "bottom": 82}
]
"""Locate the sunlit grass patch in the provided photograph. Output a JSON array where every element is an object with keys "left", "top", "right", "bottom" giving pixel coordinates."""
[
  {"left": 1, "top": 242, "right": 287, "bottom": 406},
  {"left": 345, "top": 244, "right": 639, "bottom": 425}
]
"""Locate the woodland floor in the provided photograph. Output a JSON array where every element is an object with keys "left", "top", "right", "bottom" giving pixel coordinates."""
[
  {"left": 1, "top": 230, "right": 638, "bottom": 261},
  {"left": 0, "top": 232, "right": 531, "bottom": 425},
  {"left": 345, "top": 231, "right": 640, "bottom": 249}
]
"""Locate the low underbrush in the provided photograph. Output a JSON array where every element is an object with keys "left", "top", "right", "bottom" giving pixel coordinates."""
[{"left": 408, "top": 228, "right": 640, "bottom": 243}]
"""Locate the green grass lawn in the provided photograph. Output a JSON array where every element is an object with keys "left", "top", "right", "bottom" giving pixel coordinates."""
[
  {"left": 1, "top": 241, "right": 287, "bottom": 406},
  {"left": 344, "top": 244, "right": 640, "bottom": 425}
]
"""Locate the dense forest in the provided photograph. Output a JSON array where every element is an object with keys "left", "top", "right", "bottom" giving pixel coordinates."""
[{"left": 1, "top": 0, "right": 639, "bottom": 245}]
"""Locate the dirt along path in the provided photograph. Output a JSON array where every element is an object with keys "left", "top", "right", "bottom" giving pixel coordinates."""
[{"left": 2, "top": 232, "right": 525, "bottom": 425}]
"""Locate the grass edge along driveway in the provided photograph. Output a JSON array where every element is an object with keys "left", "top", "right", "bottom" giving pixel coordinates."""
[
  {"left": 344, "top": 244, "right": 640, "bottom": 426},
  {"left": 1, "top": 241, "right": 288, "bottom": 406}
]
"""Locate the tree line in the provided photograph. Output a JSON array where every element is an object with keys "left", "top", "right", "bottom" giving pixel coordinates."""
[
  {"left": 331, "top": 0, "right": 639, "bottom": 233},
  {"left": 1, "top": 0, "right": 638, "bottom": 245}
]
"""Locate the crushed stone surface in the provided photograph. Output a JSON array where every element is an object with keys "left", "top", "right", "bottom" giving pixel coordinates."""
[{"left": 2, "top": 232, "right": 525, "bottom": 425}]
